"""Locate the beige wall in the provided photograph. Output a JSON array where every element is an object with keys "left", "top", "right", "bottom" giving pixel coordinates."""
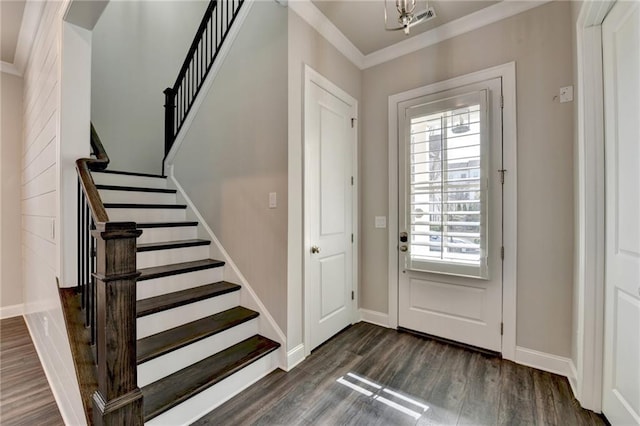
[
  {"left": 287, "top": 9, "right": 362, "bottom": 351},
  {"left": 91, "top": 1, "right": 207, "bottom": 175},
  {"left": 1, "top": 71, "right": 23, "bottom": 310},
  {"left": 174, "top": 2, "right": 289, "bottom": 333},
  {"left": 361, "top": 1, "right": 575, "bottom": 356}
]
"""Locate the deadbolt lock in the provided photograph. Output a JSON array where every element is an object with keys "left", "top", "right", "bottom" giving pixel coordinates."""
[{"left": 399, "top": 232, "right": 408, "bottom": 243}]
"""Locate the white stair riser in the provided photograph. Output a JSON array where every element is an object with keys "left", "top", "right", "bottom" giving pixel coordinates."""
[
  {"left": 137, "top": 245, "right": 209, "bottom": 269},
  {"left": 137, "top": 319, "right": 258, "bottom": 387},
  {"left": 92, "top": 173, "right": 167, "bottom": 189},
  {"left": 137, "top": 291, "right": 240, "bottom": 339},
  {"left": 145, "top": 351, "right": 278, "bottom": 426},
  {"left": 137, "top": 226, "right": 198, "bottom": 244},
  {"left": 99, "top": 190, "right": 176, "bottom": 205},
  {"left": 107, "top": 207, "right": 186, "bottom": 222},
  {"left": 137, "top": 267, "right": 224, "bottom": 300}
]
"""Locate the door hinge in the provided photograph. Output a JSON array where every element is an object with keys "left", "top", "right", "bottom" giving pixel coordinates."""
[
  {"left": 351, "top": 176, "right": 354, "bottom": 186},
  {"left": 351, "top": 233, "right": 354, "bottom": 243},
  {"left": 501, "top": 322, "right": 504, "bottom": 335},
  {"left": 498, "top": 169, "right": 506, "bottom": 184},
  {"left": 500, "top": 246, "right": 505, "bottom": 260},
  {"left": 500, "top": 95, "right": 504, "bottom": 109},
  {"left": 351, "top": 291, "right": 355, "bottom": 300},
  {"left": 351, "top": 118, "right": 356, "bottom": 128}
]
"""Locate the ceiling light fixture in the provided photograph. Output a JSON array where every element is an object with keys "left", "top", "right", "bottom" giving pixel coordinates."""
[{"left": 384, "top": 0, "right": 436, "bottom": 35}]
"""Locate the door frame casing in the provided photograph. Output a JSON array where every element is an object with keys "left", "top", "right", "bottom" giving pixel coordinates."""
[
  {"left": 387, "top": 62, "right": 518, "bottom": 360},
  {"left": 303, "top": 64, "right": 359, "bottom": 357}
]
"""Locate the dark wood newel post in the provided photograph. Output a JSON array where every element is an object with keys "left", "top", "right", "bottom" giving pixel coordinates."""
[
  {"left": 92, "top": 222, "right": 143, "bottom": 426},
  {"left": 164, "top": 87, "right": 176, "bottom": 156}
]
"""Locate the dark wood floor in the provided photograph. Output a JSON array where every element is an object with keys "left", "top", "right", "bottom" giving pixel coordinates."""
[
  {"left": 0, "top": 316, "right": 63, "bottom": 425},
  {"left": 196, "top": 322, "right": 604, "bottom": 426}
]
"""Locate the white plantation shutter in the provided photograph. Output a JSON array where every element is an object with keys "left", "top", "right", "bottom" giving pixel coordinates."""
[{"left": 403, "top": 90, "right": 490, "bottom": 279}]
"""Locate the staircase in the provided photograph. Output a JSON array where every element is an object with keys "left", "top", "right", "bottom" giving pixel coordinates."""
[{"left": 92, "top": 169, "right": 280, "bottom": 425}]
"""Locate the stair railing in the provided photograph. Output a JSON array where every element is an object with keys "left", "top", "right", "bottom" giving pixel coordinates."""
[
  {"left": 163, "top": 0, "right": 244, "bottom": 158},
  {"left": 76, "top": 124, "right": 143, "bottom": 425}
]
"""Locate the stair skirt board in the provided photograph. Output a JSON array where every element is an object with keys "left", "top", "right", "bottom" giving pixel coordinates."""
[
  {"left": 138, "top": 319, "right": 258, "bottom": 387},
  {"left": 144, "top": 352, "right": 277, "bottom": 426},
  {"left": 137, "top": 245, "right": 210, "bottom": 269},
  {"left": 137, "top": 224, "right": 198, "bottom": 244},
  {"left": 98, "top": 189, "right": 177, "bottom": 205},
  {"left": 91, "top": 172, "right": 168, "bottom": 189},
  {"left": 137, "top": 291, "right": 240, "bottom": 339},
  {"left": 137, "top": 268, "right": 225, "bottom": 300},
  {"left": 106, "top": 207, "right": 186, "bottom": 222}
]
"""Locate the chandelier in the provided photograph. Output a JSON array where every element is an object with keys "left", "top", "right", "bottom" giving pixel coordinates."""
[{"left": 384, "top": 0, "right": 436, "bottom": 35}]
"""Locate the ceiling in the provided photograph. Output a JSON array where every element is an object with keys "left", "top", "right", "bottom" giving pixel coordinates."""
[
  {"left": 311, "top": 0, "right": 500, "bottom": 55},
  {"left": 1, "top": 0, "right": 26, "bottom": 63}
]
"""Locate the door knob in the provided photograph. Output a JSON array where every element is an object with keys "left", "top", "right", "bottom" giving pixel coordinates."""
[
  {"left": 399, "top": 245, "right": 408, "bottom": 252},
  {"left": 311, "top": 245, "right": 321, "bottom": 254}
]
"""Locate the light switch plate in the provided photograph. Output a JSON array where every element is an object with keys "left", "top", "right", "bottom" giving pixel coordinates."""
[{"left": 375, "top": 216, "right": 387, "bottom": 229}]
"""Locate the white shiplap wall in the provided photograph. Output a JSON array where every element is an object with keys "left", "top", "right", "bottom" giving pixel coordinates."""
[{"left": 21, "top": 1, "right": 85, "bottom": 424}]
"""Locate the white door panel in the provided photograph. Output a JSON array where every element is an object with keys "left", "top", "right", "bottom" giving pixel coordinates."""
[
  {"left": 305, "top": 69, "right": 356, "bottom": 352},
  {"left": 602, "top": 1, "right": 640, "bottom": 424},
  {"left": 397, "top": 78, "right": 503, "bottom": 352}
]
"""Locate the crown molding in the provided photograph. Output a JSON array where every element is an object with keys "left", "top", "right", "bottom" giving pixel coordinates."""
[
  {"left": 0, "top": 61, "right": 22, "bottom": 77},
  {"left": 288, "top": 0, "right": 365, "bottom": 69},
  {"left": 13, "top": 0, "right": 45, "bottom": 75},
  {"left": 290, "top": 0, "right": 552, "bottom": 71}
]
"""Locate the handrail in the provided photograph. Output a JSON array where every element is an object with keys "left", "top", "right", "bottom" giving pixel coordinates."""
[
  {"left": 75, "top": 123, "right": 143, "bottom": 425},
  {"left": 163, "top": 0, "right": 245, "bottom": 159}
]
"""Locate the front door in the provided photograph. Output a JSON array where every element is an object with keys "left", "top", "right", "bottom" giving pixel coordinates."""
[
  {"left": 397, "top": 79, "right": 503, "bottom": 352},
  {"left": 602, "top": 1, "right": 640, "bottom": 424},
  {"left": 304, "top": 67, "right": 356, "bottom": 352}
]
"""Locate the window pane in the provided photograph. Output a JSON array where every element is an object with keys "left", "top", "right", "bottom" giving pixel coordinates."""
[{"left": 408, "top": 104, "right": 484, "bottom": 266}]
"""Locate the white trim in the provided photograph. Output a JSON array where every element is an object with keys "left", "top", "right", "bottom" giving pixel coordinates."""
[
  {"left": 289, "top": 0, "right": 551, "bottom": 70},
  {"left": 167, "top": 165, "right": 287, "bottom": 369},
  {"left": 163, "top": 0, "right": 255, "bottom": 169},
  {"left": 568, "top": 359, "right": 579, "bottom": 398},
  {"left": 13, "top": 0, "right": 45, "bottom": 75},
  {"left": 572, "top": 0, "right": 614, "bottom": 413},
  {"left": 303, "top": 64, "right": 359, "bottom": 357},
  {"left": 359, "top": 309, "right": 390, "bottom": 328},
  {"left": 0, "top": 61, "right": 22, "bottom": 77},
  {"left": 0, "top": 304, "right": 24, "bottom": 319},
  {"left": 515, "top": 346, "right": 573, "bottom": 378},
  {"left": 286, "top": 344, "right": 306, "bottom": 371},
  {"left": 364, "top": 0, "right": 551, "bottom": 69},
  {"left": 288, "top": 0, "right": 365, "bottom": 69},
  {"left": 388, "top": 62, "right": 517, "bottom": 360}
]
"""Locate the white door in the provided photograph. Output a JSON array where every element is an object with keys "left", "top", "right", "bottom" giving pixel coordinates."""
[
  {"left": 602, "top": 2, "right": 640, "bottom": 424},
  {"left": 397, "top": 79, "right": 503, "bottom": 352},
  {"left": 304, "top": 67, "right": 356, "bottom": 352}
]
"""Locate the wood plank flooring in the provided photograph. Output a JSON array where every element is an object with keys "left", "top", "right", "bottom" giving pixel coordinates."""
[
  {"left": 196, "top": 322, "right": 605, "bottom": 426},
  {"left": 0, "top": 316, "right": 63, "bottom": 425}
]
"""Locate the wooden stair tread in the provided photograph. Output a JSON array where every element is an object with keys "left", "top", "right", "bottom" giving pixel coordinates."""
[
  {"left": 96, "top": 184, "right": 176, "bottom": 194},
  {"left": 136, "top": 221, "right": 198, "bottom": 229},
  {"left": 136, "top": 281, "right": 240, "bottom": 317},
  {"left": 137, "top": 239, "right": 210, "bottom": 252},
  {"left": 137, "top": 306, "right": 257, "bottom": 363},
  {"left": 104, "top": 203, "right": 186, "bottom": 209},
  {"left": 138, "top": 259, "right": 224, "bottom": 281},
  {"left": 95, "top": 169, "right": 166, "bottom": 179},
  {"left": 142, "top": 335, "right": 279, "bottom": 421}
]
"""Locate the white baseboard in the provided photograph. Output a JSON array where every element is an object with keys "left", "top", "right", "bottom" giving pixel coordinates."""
[
  {"left": 0, "top": 304, "right": 24, "bottom": 319},
  {"left": 514, "top": 346, "right": 573, "bottom": 378},
  {"left": 286, "top": 344, "right": 305, "bottom": 371},
  {"left": 359, "top": 309, "right": 390, "bottom": 328}
]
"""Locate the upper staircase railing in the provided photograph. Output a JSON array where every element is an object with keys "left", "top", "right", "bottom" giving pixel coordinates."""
[
  {"left": 163, "top": 0, "right": 245, "bottom": 157},
  {"left": 76, "top": 124, "right": 143, "bottom": 425}
]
